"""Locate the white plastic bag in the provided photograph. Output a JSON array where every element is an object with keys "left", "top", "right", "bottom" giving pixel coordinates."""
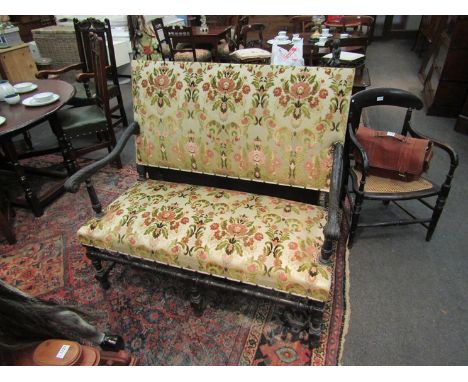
[{"left": 271, "top": 39, "right": 304, "bottom": 66}]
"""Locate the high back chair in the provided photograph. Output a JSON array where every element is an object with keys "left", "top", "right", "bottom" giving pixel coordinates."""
[
  {"left": 239, "top": 23, "right": 266, "bottom": 49},
  {"left": 346, "top": 88, "right": 458, "bottom": 245},
  {"left": 229, "top": 23, "right": 271, "bottom": 64},
  {"left": 54, "top": 32, "right": 122, "bottom": 168},
  {"left": 36, "top": 18, "right": 128, "bottom": 129},
  {"left": 151, "top": 19, "right": 211, "bottom": 62},
  {"left": 289, "top": 16, "right": 313, "bottom": 33}
]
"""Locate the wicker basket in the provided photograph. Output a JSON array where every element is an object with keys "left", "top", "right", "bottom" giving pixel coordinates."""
[{"left": 32, "top": 26, "right": 80, "bottom": 68}]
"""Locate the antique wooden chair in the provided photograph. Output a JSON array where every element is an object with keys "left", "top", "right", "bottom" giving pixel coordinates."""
[
  {"left": 346, "top": 88, "right": 458, "bottom": 245},
  {"left": 54, "top": 32, "right": 122, "bottom": 167},
  {"left": 229, "top": 23, "right": 271, "bottom": 64},
  {"left": 289, "top": 16, "right": 314, "bottom": 33},
  {"left": 151, "top": 18, "right": 211, "bottom": 62},
  {"left": 36, "top": 18, "right": 128, "bottom": 129}
]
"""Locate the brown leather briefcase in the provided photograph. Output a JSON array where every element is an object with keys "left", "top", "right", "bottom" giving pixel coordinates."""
[{"left": 355, "top": 126, "right": 433, "bottom": 181}]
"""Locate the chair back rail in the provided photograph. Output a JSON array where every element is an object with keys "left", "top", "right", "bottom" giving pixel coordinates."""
[
  {"left": 239, "top": 23, "right": 266, "bottom": 49},
  {"left": 73, "top": 18, "right": 117, "bottom": 81},
  {"left": 89, "top": 33, "right": 111, "bottom": 127}
]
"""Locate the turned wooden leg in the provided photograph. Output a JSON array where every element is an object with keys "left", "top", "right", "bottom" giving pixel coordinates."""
[
  {"left": 49, "top": 114, "right": 78, "bottom": 176},
  {"left": 22, "top": 131, "right": 34, "bottom": 150},
  {"left": 426, "top": 193, "right": 446, "bottom": 241},
  {"left": 189, "top": 284, "right": 206, "bottom": 316},
  {"left": 320, "top": 237, "right": 334, "bottom": 264},
  {"left": 85, "top": 179, "right": 103, "bottom": 217},
  {"left": 308, "top": 310, "right": 323, "bottom": 349},
  {"left": 87, "top": 251, "right": 111, "bottom": 289},
  {"left": 348, "top": 193, "right": 364, "bottom": 247},
  {"left": 2, "top": 139, "right": 43, "bottom": 217}
]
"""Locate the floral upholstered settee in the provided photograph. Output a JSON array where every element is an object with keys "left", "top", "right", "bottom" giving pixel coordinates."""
[{"left": 65, "top": 61, "right": 354, "bottom": 346}]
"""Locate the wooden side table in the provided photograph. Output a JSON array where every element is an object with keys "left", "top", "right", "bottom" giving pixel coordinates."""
[{"left": 0, "top": 43, "right": 38, "bottom": 83}]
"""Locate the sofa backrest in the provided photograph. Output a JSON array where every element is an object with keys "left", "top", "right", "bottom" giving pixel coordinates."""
[{"left": 132, "top": 61, "right": 353, "bottom": 191}]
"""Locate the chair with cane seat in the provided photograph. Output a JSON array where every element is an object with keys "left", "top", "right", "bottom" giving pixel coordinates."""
[{"left": 346, "top": 88, "right": 458, "bottom": 245}]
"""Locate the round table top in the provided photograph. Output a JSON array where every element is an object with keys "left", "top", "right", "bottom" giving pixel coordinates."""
[{"left": 0, "top": 79, "right": 75, "bottom": 139}]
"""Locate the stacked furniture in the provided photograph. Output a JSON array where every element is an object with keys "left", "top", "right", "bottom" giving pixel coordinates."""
[{"left": 419, "top": 16, "right": 468, "bottom": 117}]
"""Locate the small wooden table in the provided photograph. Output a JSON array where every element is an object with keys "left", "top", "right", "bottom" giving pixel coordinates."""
[
  {"left": 0, "top": 79, "right": 76, "bottom": 216},
  {"left": 172, "top": 26, "right": 231, "bottom": 61}
]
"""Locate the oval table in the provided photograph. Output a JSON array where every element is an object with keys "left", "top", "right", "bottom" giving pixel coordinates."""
[{"left": 0, "top": 79, "right": 76, "bottom": 216}]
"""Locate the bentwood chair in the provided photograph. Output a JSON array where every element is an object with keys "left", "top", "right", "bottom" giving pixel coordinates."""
[
  {"left": 346, "top": 88, "right": 458, "bottom": 245},
  {"left": 54, "top": 32, "right": 122, "bottom": 168},
  {"left": 36, "top": 18, "right": 128, "bottom": 129}
]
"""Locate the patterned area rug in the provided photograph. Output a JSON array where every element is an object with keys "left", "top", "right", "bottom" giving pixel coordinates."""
[{"left": 0, "top": 157, "right": 350, "bottom": 365}]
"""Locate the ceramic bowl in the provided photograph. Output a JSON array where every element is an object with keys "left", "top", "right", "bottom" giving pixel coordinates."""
[
  {"left": 33, "top": 92, "right": 54, "bottom": 103},
  {"left": 4, "top": 93, "right": 21, "bottom": 105},
  {"left": 14, "top": 82, "right": 34, "bottom": 92}
]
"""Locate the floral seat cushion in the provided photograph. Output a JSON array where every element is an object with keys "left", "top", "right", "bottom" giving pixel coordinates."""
[{"left": 78, "top": 180, "right": 332, "bottom": 302}]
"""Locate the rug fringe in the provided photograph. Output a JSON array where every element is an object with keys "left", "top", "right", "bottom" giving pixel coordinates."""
[{"left": 338, "top": 246, "right": 351, "bottom": 365}]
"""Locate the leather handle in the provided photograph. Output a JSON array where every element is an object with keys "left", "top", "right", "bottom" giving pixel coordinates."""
[{"left": 374, "top": 131, "right": 407, "bottom": 142}]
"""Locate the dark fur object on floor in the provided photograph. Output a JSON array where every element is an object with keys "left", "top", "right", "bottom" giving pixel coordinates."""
[{"left": 0, "top": 279, "right": 105, "bottom": 363}]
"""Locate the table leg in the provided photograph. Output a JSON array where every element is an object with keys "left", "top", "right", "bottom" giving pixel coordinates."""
[
  {"left": 1, "top": 139, "right": 44, "bottom": 217},
  {"left": 48, "top": 113, "right": 78, "bottom": 176}
]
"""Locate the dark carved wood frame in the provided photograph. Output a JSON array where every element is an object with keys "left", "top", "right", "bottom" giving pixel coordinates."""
[
  {"left": 345, "top": 88, "right": 459, "bottom": 246},
  {"left": 65, "top": 121, "right": 345, "bottom": 347}
]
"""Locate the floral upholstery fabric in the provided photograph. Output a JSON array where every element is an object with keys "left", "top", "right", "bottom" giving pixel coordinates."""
[
  {"left": 78, "top": 180, "right": 332, "bottom": 302},
  {"left": 174, "top": 49, "right": 212, "bottom": 62},
  {"left": 132, "top": 61, "right": 353, "bottom": 191}
]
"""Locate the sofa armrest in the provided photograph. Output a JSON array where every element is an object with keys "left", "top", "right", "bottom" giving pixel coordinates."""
[
  {"left": 36, "top": 63, "right": 84, "bottom": 79},
  {"left": 320, "top": 142, "right": 345, "bottom": 264},
  {"left": 324, "top": 142, "right": 344, "bottom": 241},
  {"left": 64, "top": 122, "right": 140, "bottom": 193}
]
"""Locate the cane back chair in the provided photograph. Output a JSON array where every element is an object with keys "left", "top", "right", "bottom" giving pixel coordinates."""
[{"left": 346, "top": 88, "right": 458, "bottom": 245}]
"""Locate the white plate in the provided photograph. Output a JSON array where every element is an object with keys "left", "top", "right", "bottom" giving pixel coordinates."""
[
  {"left": 0, "top": 116, "right": 5, "bottom": 126},
  {"left": 22, "top": 93, "right": 60, "bottom": 107},
  {"left": 267, "top": 39, "right": 292, "bottom": 45},
  {"left": 323, "top": 52, "right": 365, "bottom": 61},
  {"left": 321, "top": 33, "right": 333, "bottom": 38},
  {"left": 14, "top": 82, "right": 38, "bottom": 94}
]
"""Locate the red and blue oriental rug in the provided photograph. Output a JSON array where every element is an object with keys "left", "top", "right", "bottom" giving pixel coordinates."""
[{"left": 0, "top": 158, "right": 350, "bottom": 365}]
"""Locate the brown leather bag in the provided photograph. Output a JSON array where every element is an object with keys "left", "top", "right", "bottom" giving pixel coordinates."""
[{"left": 355, "top": 126, "right": 433, "bottom": 181}]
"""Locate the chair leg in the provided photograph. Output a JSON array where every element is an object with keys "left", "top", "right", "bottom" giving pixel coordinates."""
[
  {"left": 116, "top": 93, "right": 128, "bottom": 128},
  {"left": 0, "top": 210, "right": 16, "bottom": 244},
  {"left": 22, "top": 131, "right": 34, "bottom": 150},
  {"left": 348, "top": 193, "right": 364, "bottom": 247},
  {"left": 87, "top": 251, "right": 111, "bottom": 290},
  {"left": 189, "top": 284, "right": 206, "bottom": 316},
  {"left": 426, "top": 194, "right": 446, "bottom": 241}
]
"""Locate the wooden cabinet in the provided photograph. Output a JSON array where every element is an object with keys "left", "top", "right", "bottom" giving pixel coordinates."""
[
  {"left": 419, "top": 16, "right": 468, "bottom": 117},
  {"left": 0, "top": 43, "right": 38, "bottom": 83}
]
